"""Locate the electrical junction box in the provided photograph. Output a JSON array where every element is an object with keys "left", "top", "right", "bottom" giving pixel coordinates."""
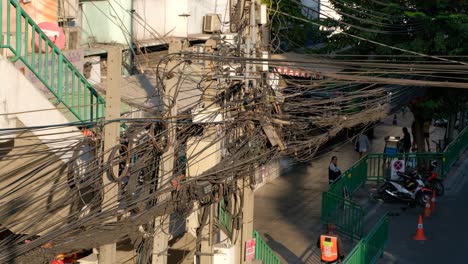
[{"left": 221, "top": 33, "right": 238, "bottom": 46}]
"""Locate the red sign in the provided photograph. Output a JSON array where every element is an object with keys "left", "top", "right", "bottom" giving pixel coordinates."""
[{"left": 245, "top": 238, "right": 256, "bottom": 261}]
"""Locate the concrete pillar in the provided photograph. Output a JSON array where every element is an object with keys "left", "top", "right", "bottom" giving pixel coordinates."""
[
  {"left": 152, "top": 40, "right": 182, "bottom": 264},
  {"left": 199, "top": 204, "right": 214, "bottom": 264},
  {"left": 240, "top": 177, "right": 254, "bottom": 264},
  {"left": 98, "top": 47, "right": 121, "bottom": 264}
]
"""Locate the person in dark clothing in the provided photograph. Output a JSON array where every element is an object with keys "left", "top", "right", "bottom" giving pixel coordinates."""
[
  {"left": 401, "top": 127, "right": 412, "bottom": 153},
  {"left": 316, "top": 224, "right": 345, "bottom": 263},
  {"left": 328, "top": 156, "right": 341, "bottom": 184}
]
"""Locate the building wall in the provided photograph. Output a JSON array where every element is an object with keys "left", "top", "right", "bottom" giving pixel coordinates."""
[
  {"left": 2, "top": 0, "right": 58, "bottom": 26},
  {"left": 0, "top": 55, "right": 82, "bottom": 157},
  {"left": 81, "top": 0, "right": 132, "bottom": 46},
  {"left": 132, "top": 0, "right": 230, "bottom": 43}
]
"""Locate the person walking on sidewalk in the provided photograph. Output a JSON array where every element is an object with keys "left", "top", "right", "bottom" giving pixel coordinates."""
[
  {"left": 400, "top": 127, "right": 412, "bottom": 153},
  {"left": 328, "top": 156, "right": 341, "bottom": 184},
  {"left": 355, "top": 133, "right": 371, "bottom": 159},
  {"left": 317, "top": 223, "right": 345, "bottom": 263}
]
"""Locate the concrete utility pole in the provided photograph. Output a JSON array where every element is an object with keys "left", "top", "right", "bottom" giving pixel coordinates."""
[
  {"left": 196, "top": 39, "right": 220, "bottom": 264},
  {"left": 152, "top": 40, "right": 182, "bottom": 264},
  {"left": 239, "top": 2, "right": 258, "bottom": 263},
  {"left": 98, "top": 47, "right": 122, "bottom": 264}
]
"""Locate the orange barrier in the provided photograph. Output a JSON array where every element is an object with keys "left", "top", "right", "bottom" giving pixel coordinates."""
[{"left": 424, "top": 198, "right": 432, "bottom": 218}]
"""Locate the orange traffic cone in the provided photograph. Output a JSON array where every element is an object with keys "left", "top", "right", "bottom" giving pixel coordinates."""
[
  {"left": 431, "top": 190, "right": 437, "bottom": 212},
  {"left": 413, "top": 215, "right": 427, "bottom": 241},
  {"left": 424, "top": 198, "right": 431, "bottom": 218}
]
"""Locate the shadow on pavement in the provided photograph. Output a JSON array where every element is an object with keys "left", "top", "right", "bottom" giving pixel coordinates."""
[{"left": 263, "top": 233, "right": 301, "bottom": 263}]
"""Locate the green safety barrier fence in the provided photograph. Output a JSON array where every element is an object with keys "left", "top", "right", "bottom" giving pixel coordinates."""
[
  {"left": 363, "top": 213, "right": 389, "bottom": 264},
  {"left": 367, "top": 152, "right": 445, "bottom": 182},
  {"left": 321, "top": 192, "right": 364, "bottom": 240},
  {"left": 443, "top": 126, "right": 468, "bottom": 176},
  {"left": 0, "top": 0, "right": 105, "bottom": 122},
  {"left": 342, "top": 240, "right": 365, "bottom": 264},
  {"left": 253, "top": 230, "right": 281, "bottom": 264},
  {"left": 343, "top": 213, "right": 389, "bottom": 264},
  {"left": 329, "top": 157, "right": 368, "bottom": 198}
]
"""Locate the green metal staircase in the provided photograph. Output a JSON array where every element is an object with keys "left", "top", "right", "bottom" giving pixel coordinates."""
[{"left": 0, "top": 0, "right": 105, "bottom": 122}]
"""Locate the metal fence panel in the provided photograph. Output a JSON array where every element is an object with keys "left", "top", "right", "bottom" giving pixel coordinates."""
[
  {"left": 321, "top": 192, "right": 364, "bottom": 240},
  {"left": 366, "top": 153, "right": 444, "bottom": 182},
  {"left": 329, "top": 157, "right": 368, "bottom": 198},
  {"left": 343, "top": 240, "right": 365, "bottom": 264},
  {"left": 253, "top": 230, "right": 281, "bottom": 264},
  {"left": 363, "top": 213, "right": 389, "bottom": 264}
]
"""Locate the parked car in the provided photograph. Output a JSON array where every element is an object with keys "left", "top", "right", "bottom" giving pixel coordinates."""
[{"left": 434, "top": 119, "right": 448, "bottom": 127}]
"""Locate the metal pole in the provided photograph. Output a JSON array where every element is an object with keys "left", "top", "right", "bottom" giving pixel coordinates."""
[{"left": 98, "top": 46, "right": 121, "bottom": 264}]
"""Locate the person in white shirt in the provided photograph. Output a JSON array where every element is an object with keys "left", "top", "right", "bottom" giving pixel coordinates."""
[{"left": 355, "top": 133, "right": 371, "bottom": 159}]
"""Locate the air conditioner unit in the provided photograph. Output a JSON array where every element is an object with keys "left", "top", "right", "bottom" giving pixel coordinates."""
[
  {"left": 203, "top": 14, "right": 221, "bottom": 33},
  {"left": 62, "top": 26, "right": 81, "bottom": 50}
]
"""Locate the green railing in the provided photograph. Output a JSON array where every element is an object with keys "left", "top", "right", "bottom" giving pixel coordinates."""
[
  {"left": 329, "top": 157, "right": 368, "bottom": 198},
  {"left": 253, "top": 230, "right": 281, "bottom": 264},
  {"left": 0, "top": 0, "right": 105, "bottom": 122},
  {"left": 218, "top": 199, "right": 233, "bottom": 236},
  {"left": 343, "top": 213, "right": 389, "bottom": 264},
  {"left": 342, "top": 240, "right": 365, "bottom": 264},
  {"left": 321, "top": 192, "right": 364, "bottom": 240},
  {"left": 443, "top": 126, "right": 468, "bottom": 175},
  {"left": 367, "top": 152, "right": 445, "bottom": 182}
]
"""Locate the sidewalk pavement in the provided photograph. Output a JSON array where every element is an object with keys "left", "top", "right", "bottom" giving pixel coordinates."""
[{"left": 253, "top": 112, "right": 445, "bottom": 263}]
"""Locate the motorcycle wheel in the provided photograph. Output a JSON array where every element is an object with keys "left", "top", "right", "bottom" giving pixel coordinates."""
[{"left": 416, "top": 191, "right": 431, "bottom": 207}]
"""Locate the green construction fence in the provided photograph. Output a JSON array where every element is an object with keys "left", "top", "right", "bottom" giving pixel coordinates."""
[{"left": 343, "top": 213, "right": 389, "bottom": 264}]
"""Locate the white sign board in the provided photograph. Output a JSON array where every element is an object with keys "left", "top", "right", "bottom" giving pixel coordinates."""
[{"left": 390, "top": 159, "right": 405, "bottom": 180}]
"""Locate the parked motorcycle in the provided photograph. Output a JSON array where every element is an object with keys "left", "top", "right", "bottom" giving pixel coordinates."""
[
  {"left": 421, "top": 170, "right": 445, "bottom": 196},
  {"left": 378, "top": 172, "right": 432, "bottom": 206},
  {"left": 421, "top": 160, "right": 445, "bottom": 196}
]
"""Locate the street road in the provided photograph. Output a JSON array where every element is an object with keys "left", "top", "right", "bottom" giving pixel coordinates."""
[{"left": 380, "top": 165, "right": 468, "bottom": 263}]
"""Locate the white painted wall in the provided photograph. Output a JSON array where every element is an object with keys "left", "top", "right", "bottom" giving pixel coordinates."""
[
  {"left": 132, "top": 0, "right": 230, "bottom": 42},
  {"left": 81, "top": 0, "right": 132, "bottom": 46},
  {"left": 0, "top": 56, "right": 82, "bottom": 162}
]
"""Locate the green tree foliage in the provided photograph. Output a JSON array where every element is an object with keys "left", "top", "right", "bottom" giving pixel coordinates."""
[
  {"left": 262, "top": 0, "right": 326, "bottom": 51},
  {"left": 327, "top": 0, "right": 468, "bottom": 149},
  {"left": 327, "top": 0, "right": 468, "bottom": 56}
]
